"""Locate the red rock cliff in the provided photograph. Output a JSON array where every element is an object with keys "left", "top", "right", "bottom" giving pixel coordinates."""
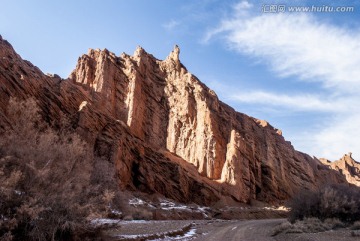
[
  {"left": 320, "top": 153, "right": 360, "bottom": 186},
  {"left": 0, "top": 36, "right": 347, "bottom": 204},
  {"left": 68, "top": 44, "right": 346, "bottom": 203}
]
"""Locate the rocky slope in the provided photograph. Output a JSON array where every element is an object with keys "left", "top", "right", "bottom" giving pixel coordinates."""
[
  {"left": 320, "top": 153, "right": 360, "bottom": 186},
  {"left": 0, "top": 35, "right": 347, "bottom": 205}
]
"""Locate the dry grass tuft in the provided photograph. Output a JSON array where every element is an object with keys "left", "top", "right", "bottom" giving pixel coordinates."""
[
  {"left": 271, "top": 221, "right": 292, "bottom": 236},
  {"left": 272, "top": 217, "right": 346, "bottom": 236}
]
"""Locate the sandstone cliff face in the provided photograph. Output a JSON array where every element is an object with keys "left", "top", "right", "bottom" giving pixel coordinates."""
[
  {"left": 69, "top": 44, "right": 346, "bottom": 203},
  {"left": 320, "top": 153, "right": 360, "bottom": 186},
  {"left": 0, "top": 35, "right": 347, "bottom": 205},
  {"left": 0, "top": 36, "right": 222, "bottom": 205}
]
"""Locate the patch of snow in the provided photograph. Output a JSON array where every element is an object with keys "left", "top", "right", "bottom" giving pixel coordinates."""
[
  {"left": 14, "top": 190, "right": 24, "bottom": 195},
  {"left": 90, "top": 218, "right": 120, "bottom": 226},
  {"left": 158, "top": 199, "right": 210, "bottom": 218},
  {"left": 149, "top": 228, "right": 197, "bottom": 241},
  {"left": 162, "top": 206, "right": 191, "bottom": 211},
  {"left": 160, "top": 199, "right": 176, "bottom": 207},
  {"left": 196, "top": 206, "right": 210, "bottom": 218},
  {"left": 231, "top": 226, "right": 237, "bottom": 230},
  {"left": 119, "top": 220, "right": 150, "bottom": 224},
  {"left": 160, "top": 199, "right": 191, "bottom": 211},
  {"left": 196, "top": 206, "right": 208, "bottom": 212},
  {"left": 129, "top": 197, "right": 146, "bottom": 206},
  {"left": 116, "top": 234, "right": 150, "bottom": 239},
  {"left": 111, "top": 209, "right": 122, "bottom": 215},
  {"left": 129, "top": 198, "right": 156, "bottom": 209},
  {"left": 179, "top": 228, "right": 197, "bottom": 239}
]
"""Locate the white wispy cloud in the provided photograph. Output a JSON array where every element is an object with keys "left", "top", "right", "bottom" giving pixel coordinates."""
[
  {"left": 206, "top": 1, "right": 360, "bottom": 160},
  {"left": 312, "top": 113, "right": 360, "bottom": 159},
  {"left": 206, "top": 4, "right": 360, "bottom": 93},
  {"left": 230, "top": 91, "right": 351, "bottom": 113},
  {"left": 162, "top": 19, "right": 181, "bottom": 31}
]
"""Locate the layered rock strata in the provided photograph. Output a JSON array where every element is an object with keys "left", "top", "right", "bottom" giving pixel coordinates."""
[{"left": 0, "top": 35, "right": 347, "bottom": 204}]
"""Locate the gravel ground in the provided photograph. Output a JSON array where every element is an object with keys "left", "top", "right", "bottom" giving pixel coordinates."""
[
  {"left": 275, "top": 229, "right": 360, "bottom": 241},
  {"left": 103, "top": 220, "right": 205, "bottom": 240},
  {"left": 107, "top": 220, "right": 193, "bottom": 236},
  {"left": 103, "top": 219, "right": 360, "bottom": 241}
]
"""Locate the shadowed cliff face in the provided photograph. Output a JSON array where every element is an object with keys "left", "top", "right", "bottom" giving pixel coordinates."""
[{"left": 0, "top": 35, "right": 347, "bottom": 205}]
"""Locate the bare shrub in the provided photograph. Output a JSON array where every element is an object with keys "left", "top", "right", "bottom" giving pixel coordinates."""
[
  {"left": 0, "top": 232, "right": 13, "bottom": 241},
  {"left": 324, "top": 218, "right": 345, "bottom": 229},
  {"left": 285, "top": 218, "right": 328, "bottom": 233},
  {"left": 288, "top": 189, "right": 320, "bottom": 223},
  {"left": 272, "top": 217, "right": 335, "bottom": 236},
  {"left": 299, "top": 218, "right": 330, "bottom": 233},
  {"left": 88, "top": 157, "right": 122, "bottom": 218},
  {"left": 271, "top": 221, "right": 292, "bottom": 236},
  {"left": 0, "top": 98, "right": 101, "bottom": 241},
  {"left": 289, "top": 184, "right": 360, "bottom": 223},
  {"left": 352, "top": 230, "right": 360, "bottom": 237},
  {"left": 351, "top": 221, "right": 360, "bottom": 230}
]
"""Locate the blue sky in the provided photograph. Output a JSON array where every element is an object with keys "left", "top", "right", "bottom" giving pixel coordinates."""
[{"left": 1, "top": 0, "right": 359, "bottom": 160}]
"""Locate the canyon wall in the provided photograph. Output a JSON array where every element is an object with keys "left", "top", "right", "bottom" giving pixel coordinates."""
[
  {"left": 69, "top": 44, "right": 346, "bottom": 203},
  {"left": 0, "top": 35, "right": 347, "bottom": 204}
]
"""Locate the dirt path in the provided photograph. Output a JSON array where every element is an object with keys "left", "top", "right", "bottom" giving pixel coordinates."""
[
  {"left": 193, "top": 219, "right": 284, "bottom": 241},
  {"left": 102, "top": 219, "right": 284, "bottom": 240},
  {"left": 103, "top": 219, "right": 360, "bottom": 240}
]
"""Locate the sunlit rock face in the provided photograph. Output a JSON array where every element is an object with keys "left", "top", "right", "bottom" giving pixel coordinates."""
[
  {"left": 320, "top": 153, "right": 360, "bottom": 186},
  {"left": 0, "top": 35, "right": 347, "bottom": 205}
]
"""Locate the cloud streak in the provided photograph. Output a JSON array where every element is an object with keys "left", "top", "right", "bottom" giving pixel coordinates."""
[
  {"left": 207, "top": 4, "right": 360, "bottom": 93},
  {"left": 163, "top": 19, "right": 181, "bottom": 31},
  {"left": 230, "top": 91, "right": 351, "bottom": 113},
  {"left": 206, "top": 1, "right": 360, "bottom": 160}
]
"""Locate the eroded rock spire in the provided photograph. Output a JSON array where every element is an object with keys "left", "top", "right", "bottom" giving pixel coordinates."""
[{"left": 169, "top": 45, "right": 180, "bottom": 62}]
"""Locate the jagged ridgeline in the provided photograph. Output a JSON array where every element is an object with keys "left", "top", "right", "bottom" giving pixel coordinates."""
[{"left": 0, "top": 35, "right": 350, "bottom": 207}]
